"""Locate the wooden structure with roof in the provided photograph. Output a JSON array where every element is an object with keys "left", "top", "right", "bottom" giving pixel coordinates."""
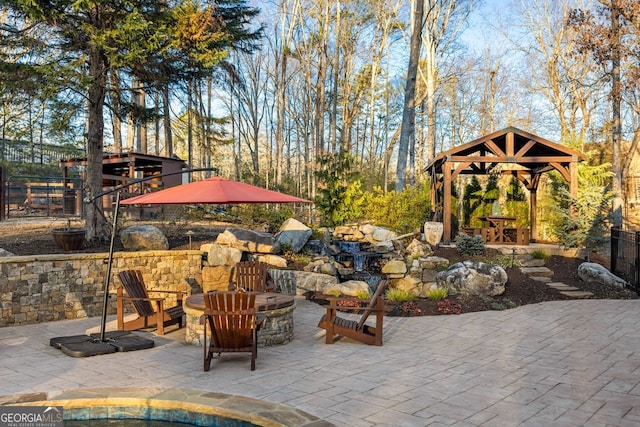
[
  {"left": 60, "top": 152, "right": 187, "bottom": 210},
  {"left": 425, "top": 127, "right": 585, "bottom": 243}
]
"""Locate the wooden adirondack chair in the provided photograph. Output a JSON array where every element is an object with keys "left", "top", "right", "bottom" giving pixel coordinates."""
[
  {"left": 116, "top": 270, "right": 185, "bottom": 336},
  {"left": 234, "top": 260, "right": 272, "bottom": 292},
  {"left": 317, "top": 280, "right": 388, "bottom": 346},
  {"left": 203, "top": 291, "right": 264, "bottom": 371}
]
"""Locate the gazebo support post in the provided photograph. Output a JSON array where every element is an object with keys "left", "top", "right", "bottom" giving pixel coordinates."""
[
  {"left": 530, "top": 189, "right": 537, "bottom": 243},
  {"left": 443, "top": 160, "right": 452, "bottom": 244}
]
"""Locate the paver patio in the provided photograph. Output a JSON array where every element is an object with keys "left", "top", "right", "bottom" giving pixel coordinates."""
[{"left": 1, "top": 297, "right": 640, "bottom": 426}]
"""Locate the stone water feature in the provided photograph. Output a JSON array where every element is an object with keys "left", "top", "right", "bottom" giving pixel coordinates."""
[{"left": 334, "top": 240, "right": 385, "bottom": 290}]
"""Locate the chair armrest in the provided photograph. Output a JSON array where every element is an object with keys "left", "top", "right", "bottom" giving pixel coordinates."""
[
  {"left": 255, "top": 314, "right": 266, "bottom": 331},
  {"left": 146, "top": 290, "right": 184, "bottom": 295},
  {"left": 119, "top": 296, "right": 165, "bottom": 302}
]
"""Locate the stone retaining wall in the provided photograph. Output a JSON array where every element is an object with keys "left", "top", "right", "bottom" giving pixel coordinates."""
[{"left": 0, "top": 250, "right": 203, "bottom": 327}]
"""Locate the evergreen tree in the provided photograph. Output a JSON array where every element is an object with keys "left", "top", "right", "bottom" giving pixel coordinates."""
[
  {"left": 462, "top": 175, "right": 482, "bottom": 226},
  {"left": 506, "top": 176, "right": 526, "bottom": 201},
  {"left": 1, "top": 0, "right": 262, "bottom": 239},
  {"left": 315, "top": 149, "right": 365, "bottom": 227}
]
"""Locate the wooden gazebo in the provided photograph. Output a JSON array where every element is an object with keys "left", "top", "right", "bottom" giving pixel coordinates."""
[{"left": 425, "top": 127, "right": 585, "bottom": 243}]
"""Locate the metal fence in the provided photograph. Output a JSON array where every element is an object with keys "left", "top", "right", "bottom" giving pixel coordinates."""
[
  {"left": 611, "top": 227, "right": 640, "bottom": 294},
  {"left": 5, "top": 176, "right": 84, "bottom": 218}
]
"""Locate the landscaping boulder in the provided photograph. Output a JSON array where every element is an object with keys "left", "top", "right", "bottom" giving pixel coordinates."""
[
  {"left": 215, "top": 228, "right": 276, "bottom": 253},
  {"left": 120, "top": 225, "right": 169, "bottom": 251},
  {"left": 269, "top": 270, "right": 338, "bottom": 295},
  {"left": 381, "top": 259, "right": 407, "bottom": 277},
  {"left": 255, "top": 254, "right": 288, "bottom": 268},
  {"left": 436, "top": 261, "right": 507, "bottom": 296},
  {"left": 200, "top": 243, "right": 242, "bottom": 267},
  {"left": 405, "top": 239, "right": 433, "bottom": 258},
  {"left": 275, "top": 218, "right": 312, "bottom": 253},
  {"left": 577, "top": 262, "right": 627, "bottom": 289},
  {"left": 0, "top": 248, "right": 15, "bottom": 257},
  {"left": 423, "top": 221, "right": 444, "bottom": 246}
]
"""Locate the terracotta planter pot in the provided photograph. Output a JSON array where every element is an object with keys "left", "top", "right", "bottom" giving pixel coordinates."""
[{"left": 52, "top": 228, "right": 86, "bottom": 251}]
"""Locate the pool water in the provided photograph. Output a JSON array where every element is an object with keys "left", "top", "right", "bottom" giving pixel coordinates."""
[{"left": 65, "top": 421, "right": 195, "bottom": 427}]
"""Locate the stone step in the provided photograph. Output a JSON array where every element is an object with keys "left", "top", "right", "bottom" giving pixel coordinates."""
[
  {"left": 520, "top": 266, "right": 554, "bottom": 277},
  {"left": 547, "top": 282, "right": 579, "bottom": 291},
  {"left": 530, "top": 276, "right": 552, "bottom": 283},
  {"left": 559, "top": 291, "right": 594, "bottom": 298}
]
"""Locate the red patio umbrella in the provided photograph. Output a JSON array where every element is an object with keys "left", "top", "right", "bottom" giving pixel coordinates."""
[{"left": 120, "top": 176, "right": 312, "bottom": 205}]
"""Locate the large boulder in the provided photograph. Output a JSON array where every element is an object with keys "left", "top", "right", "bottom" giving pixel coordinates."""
[
  {"left": 381, "top": 259, "right": 407, "bottom": 277},
  {"left": 275, "top": 218, "right": 312, "bottom": 253},
  {"left": 215, "top": 228, "right": 276, "bottom": 253},
  {"left": 578, "top": 262, "right": 626, "bottom": 289},
  {"left": 120, "top": 225, "right": 169, "bottom": 250},
  {"left": 0, "top": 248, "right": 15, "bottom": 257},
  {"left": 200, "top": 243, "right": 242, "bottom": 267},
  {"left": 405, "top": 239, "right": 433, "bottom": 258},
  {"left": 423, "top": 221, "right": 444, "bottom": 246},
  {"left": 436, "top": 261, "right": 507, "bottom": 296},
  {"left": 269, "top": 270, "right": 338, "bottom": 295}
]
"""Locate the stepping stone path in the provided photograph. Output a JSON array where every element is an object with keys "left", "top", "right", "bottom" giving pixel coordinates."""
[{"left": 519, "top": 265, "right": 594, "bottom": 299}]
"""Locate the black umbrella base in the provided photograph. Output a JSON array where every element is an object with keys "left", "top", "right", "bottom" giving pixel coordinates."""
[{"left": 50, "top": 331, "right": 154, "bottom": 358}]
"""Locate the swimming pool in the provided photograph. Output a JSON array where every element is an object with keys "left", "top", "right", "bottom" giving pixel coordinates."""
[{"left": 0, "top": 388, "right": 331, "bottom": 427}]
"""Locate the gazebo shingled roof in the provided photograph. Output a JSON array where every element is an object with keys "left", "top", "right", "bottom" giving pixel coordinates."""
[{"left": 425, "top": 126, "right": 586, "bottom": 243}]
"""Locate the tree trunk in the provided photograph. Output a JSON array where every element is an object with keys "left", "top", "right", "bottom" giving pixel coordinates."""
[
  {"left": 396, "top": 0, "right": 424, "bottom": 191},
  {"left": 109, "top": 71, "right": 122, "bottom": 152},
  {"left": 611, "top": 0, "right": 623, "bottom": 228},
  {"left": 162, "top": 85, "right": 173, "bottom": 156},
  {"left": 85, "top": 47, "right": 108, "bottom": 240}
]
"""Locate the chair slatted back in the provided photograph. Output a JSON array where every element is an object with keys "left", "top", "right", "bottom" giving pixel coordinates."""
[
  {"left": 118, "top": 270, "right": 155, "bottom": 317},
  {"left": 204, "top": 292, "right": 256, "bottom": 350},
  {"left": 356, "top": 280, "right": 388, "bottom": 332},
  {"left": 235, "top": 261, "right": 269, "bottom": 292}
]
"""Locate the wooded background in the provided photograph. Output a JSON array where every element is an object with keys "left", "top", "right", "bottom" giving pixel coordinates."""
[{"left": 1, "top": 0, "right": 639, "bottom": 237}]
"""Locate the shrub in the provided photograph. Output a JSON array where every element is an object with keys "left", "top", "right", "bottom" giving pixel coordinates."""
[
  {"left": 361, "top": 185, "right": 431, "bottom": 233},
  {"left": 455, "top": 234, "right": 486, "bottom": 256},
  {"left": 530, "top": 249, "right": 549, "bottom": 260},
  {"left": 356, "top": 289, "right": 371, "bottom": 300},
  {"left": 385, "top": 288, "right": 415, "bottom": 303},
  {"left": 425, "top": 287, "right": 448, "bottom": 302}
]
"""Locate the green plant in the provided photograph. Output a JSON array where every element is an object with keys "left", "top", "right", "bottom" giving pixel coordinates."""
[
  {"left": 361, "top": 185, "right": 431, "bottom": 233},
  {"left": 493, "top": 254, "right": 522, "bottom": 269},
  {"left": 425, "top": 287, "right": 448, "bottom": 302},
  {"left": 355, "top": 289, "right": 372, "bottom": 300},
  {"left": 315, "top": 149, "right": 365, "bottom": 227},
  {"left": 490, "top": 299, "right": 518, "bottom": 311},
  {"left": 530, "top": 249, "right": 549, "bottom": 260},
  {"left": 385, "top": 288, "right": 415, "bottom": 303},
  {"left": 455, "top": 234, "right": 486, "bottom": 256}
]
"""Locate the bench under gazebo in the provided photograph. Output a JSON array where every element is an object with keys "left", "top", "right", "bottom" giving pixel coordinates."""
[{"left": 425, "top": 126, "right": 585, "bottom": 244}]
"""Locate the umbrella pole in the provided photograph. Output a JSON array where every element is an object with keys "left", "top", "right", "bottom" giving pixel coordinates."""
[{"left": 99, "top": 190, "right": 121, "bottom": 342}]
